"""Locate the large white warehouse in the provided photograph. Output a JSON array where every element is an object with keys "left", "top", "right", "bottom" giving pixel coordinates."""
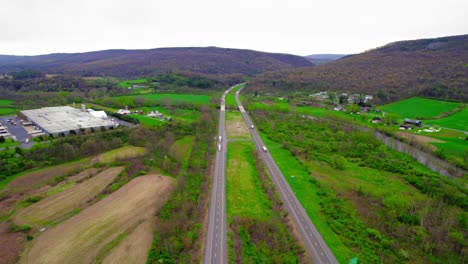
[{"left": 20, "top": 106, "right": 116, "bottom": 136}]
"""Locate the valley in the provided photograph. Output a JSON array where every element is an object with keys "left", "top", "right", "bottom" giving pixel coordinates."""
[{"left": 0, "top": 34, "right": 466, "bottom": 264}]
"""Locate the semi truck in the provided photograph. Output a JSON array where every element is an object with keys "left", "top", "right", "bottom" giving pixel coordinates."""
[{"left": 262, "top": 146, "right": 267, "bottom": 152}]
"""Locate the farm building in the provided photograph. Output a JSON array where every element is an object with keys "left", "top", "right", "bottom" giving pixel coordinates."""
[
  {"left": 20, "top": 106, "right": 117, "bottom": 136},
  {"left": 404, "top": 118, "right": 422, "bottom": 127}
]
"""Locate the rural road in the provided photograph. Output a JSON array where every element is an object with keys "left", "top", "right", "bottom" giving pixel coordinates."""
[
  {"left": 235, "top": 87, "right": 339, "bottom": 264},
  {"left": 203, "top": 85, "right": 237, "bottom": 264}
]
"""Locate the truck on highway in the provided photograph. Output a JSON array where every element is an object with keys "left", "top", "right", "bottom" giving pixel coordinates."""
[
  {"left": 250, "top": 125, "right": 254, "bottom": 129},
  {"left": 262, "top": 146, "right": 267, "bottom": 152},
  {"left": 218, "top": 143, "right": 221, "bottom": 151},
  {"left": 218, "top": 136, "right": 222, "bottom": 142}
]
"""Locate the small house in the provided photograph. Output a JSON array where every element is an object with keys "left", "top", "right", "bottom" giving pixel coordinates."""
[
  {"left": 404, "top": 118, "right": 422, "bottom": 127},
  {"left": 117, "top": 109, "right": 131, "bottom": 115}
]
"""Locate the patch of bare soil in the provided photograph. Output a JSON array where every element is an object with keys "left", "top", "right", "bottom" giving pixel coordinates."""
[
  {"left": 0, "top": 223, "right": 25, "bottom": 264},
  {"left": 20, "top": 175, "right": 174, "bottom": 264},
  {"left": 102, "top": 220, "right": 154, "bottom": 264}
]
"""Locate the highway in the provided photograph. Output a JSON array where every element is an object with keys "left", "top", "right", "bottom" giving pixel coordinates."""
[
  {"left": 235, "top": 87, "right": 339, "bottom": 264},
  {"left": 203, "top": 85, "right": 236, "bottom": 264}
]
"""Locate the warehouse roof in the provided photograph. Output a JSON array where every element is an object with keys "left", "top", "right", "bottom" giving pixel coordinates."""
[{"left": 21, "top": 106, "right": 114, "bottom": 134}]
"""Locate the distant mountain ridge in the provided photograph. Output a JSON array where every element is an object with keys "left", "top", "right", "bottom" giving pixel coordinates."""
[
  {"left": 0, "top": 47, "right": 313, "bottom": 78},
  {"left": 250, "top": 34, "right": 468, "bottom": 102},
  {"left": 304, "top": 54, "right": 347, "bottom": 64}
]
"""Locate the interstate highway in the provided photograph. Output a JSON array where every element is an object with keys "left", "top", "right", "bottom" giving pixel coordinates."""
[{"left": 235, "top": 87, "right": 339, "bottom": 264}]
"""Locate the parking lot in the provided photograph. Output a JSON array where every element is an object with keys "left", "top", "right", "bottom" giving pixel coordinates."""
[{"left": 0, "top": 116, "right": 36, "bottom": 148}]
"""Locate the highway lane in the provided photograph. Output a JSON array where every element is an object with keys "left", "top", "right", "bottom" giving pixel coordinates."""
[
  {"left": 235, "top": 87, "right": 339, "bottom": 264},
  {"left": 203, "top": 85, "right": 237, "bottom": 264}
]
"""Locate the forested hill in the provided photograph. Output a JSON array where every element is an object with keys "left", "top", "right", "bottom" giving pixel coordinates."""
[
  {"left": 249, "top": 34, "right": 468, "bottom": 103},
  {"left": 0, "top": 47, "right": 313, "bottom": 78}
]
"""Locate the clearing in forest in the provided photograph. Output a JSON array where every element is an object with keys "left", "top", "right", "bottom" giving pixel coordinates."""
[
  {"left": 20, "top": 175, "right": 174, "bottom": 264},
  {"left": 13, "top": 167, "right": 123, "bottom": 227}
]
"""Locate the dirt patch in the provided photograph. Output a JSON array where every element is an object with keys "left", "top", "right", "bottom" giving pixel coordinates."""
[
  {"left": 0, "top": 223, "right": 25, "bottom": 264},
  {"left": 395, "top": 131, "right": 444, "bottom": 151},
  {"left": 5, "top": 161, "right": 87, "bottom": 193},
  {"left": 102, "top": 220, "right": 154, "bottom": 264},
  {"left": 20, "top": 175, "right": 174, "bottom": 264},
  {"left": 225, "top": 112, "right": 251, "bottom": 139},
  {"left": 67, "top": 168, "right": 99, "bottom": 182},
  {"left": 13, "top": 167, "right": 123, "bottom": 228}
]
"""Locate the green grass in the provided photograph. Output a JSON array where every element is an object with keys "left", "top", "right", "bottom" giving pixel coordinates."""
[
  {"left": 118, "top": 78, "right": 148, "bottom": 88},
  {"left": 98, "top": 146, "right": 147, "bottom": 163},
  {"left": 170, "top": 136, "right": 194, "bottom": 169},
  {"left": 426, "top": 108, "right": 468, "bottom": 131},
  {"left": 248, "top": 101, "right": 292, "bottom": 112},
  {"left": 378, "top": 97, "right": 460, "bottom": 119},
  {"left": 129, "top": 114, "right": 165, "bottom": 127},
  {"left": 140, "top": 106, "right": 200, "bottom": 123},
  {"left": 110, "top": 93, "right": 211, "bottom": 106},
  {"left": 259, "top": 134, "right": 354, "bottom": 263},
  {"left": 46, "top": 181, "right": 75, "bottom": 196},
  {"left": 0, "top": 99, "right": 13, "bottom": 106},
  {"left": 225, "top": 83, "right": 245, "bottom": 108},
  {"left": 0, "top": 108, "right": 17, "bottom": 116},
  {"left": 226, "top": 141, "right": 272, "bottom": 219}
]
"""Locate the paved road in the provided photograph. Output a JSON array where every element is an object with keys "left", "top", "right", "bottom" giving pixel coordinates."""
[
  {"left": 235, "top": 87, "right": 339, "bottom": 264},
  {"left": 203, "top": 85, "right": 237, "bottom": 264}
]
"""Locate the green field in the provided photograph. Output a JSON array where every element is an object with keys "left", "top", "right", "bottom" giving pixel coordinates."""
[
  {"left": 378, "top": 97, "right": 460, "bottom": 119},
  {"left": 225, "top": 83, "right": 245, "bottom": 108},
  {"left": 140, "top": 106, "right": 201, "bottom": 123},
  {"left": 118, "top": 78, "right": 148, "bottom": 88},
  {"left": 226, "top": 141, "right": 272, "bottom": 219},
  {"left": 259, "top": 134, "right": 353, "bottom": 263},
  {"left": 0, "top": 99, "right": 16, "bottom": 116},
  {"left": 170, "top": 136, "right": 194, "bottom": 169},
  {"left": 426, "top": 108, "right": 468, "bottom": 131},
  {"left": 110, "top": 93, "right": 211, "bottom": 106},
  {"left": 0, "top": 99, "right": 13, "bottom": 106}
]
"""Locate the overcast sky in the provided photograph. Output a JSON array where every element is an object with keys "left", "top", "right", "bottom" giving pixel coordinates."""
[{"left": 1, "top": 0, "right": 467, "bottom": 56}]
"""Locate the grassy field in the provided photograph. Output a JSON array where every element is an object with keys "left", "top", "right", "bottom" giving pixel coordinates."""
[
  {"left": 170, "top": 136, "right": 194, "bottom": 169},
  {"left": 110, "top": 93, "right": 211, "bottom": 106},
  {"left": 226, "top": 141, "right": 272, "bottom": 219},
  {"left": 225, "top": 111, "right": 251, "bottom": 140},
  {"left": 118, "top": 78, "right": 148, "bottom": 88},
  {"left": 378, "top": 97, "right": 460, "bottom": 119},
  {"left": 102, "top": 220, "right": 153, "bottom": 264},
  {"left": 0, "top": 99, "right": 17, "bottom": 116},
  {"left": 140, "top": 106, "right": 201, "bottom": 123},
  {"left": 13, "top": 167, "right": 123, "bottom": 227},
  {"left": 259, "top": 134, "right": 354, "bottom": 263},
  {"left": 225, "top": 83, "right": 245, "bottom": 108},
  {"left": 20, "top": 175, "right": 174, "bottom": 264},
  {"left": 0, "top": 99, "right": 13, "bottom": 106},
  {"left": 426, "top": 108, "right": 468, "bottom": 131},
  {"left": 95, "top": 146, "right": 146, "bottom": 163}
]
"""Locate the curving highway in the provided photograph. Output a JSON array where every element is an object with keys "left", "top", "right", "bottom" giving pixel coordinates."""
[
  {"left": 203, "top": 85, "right": 237, "bottom": 264},
  {"left": 235, "top": 87, "right": 339, "bottom": 264}
]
